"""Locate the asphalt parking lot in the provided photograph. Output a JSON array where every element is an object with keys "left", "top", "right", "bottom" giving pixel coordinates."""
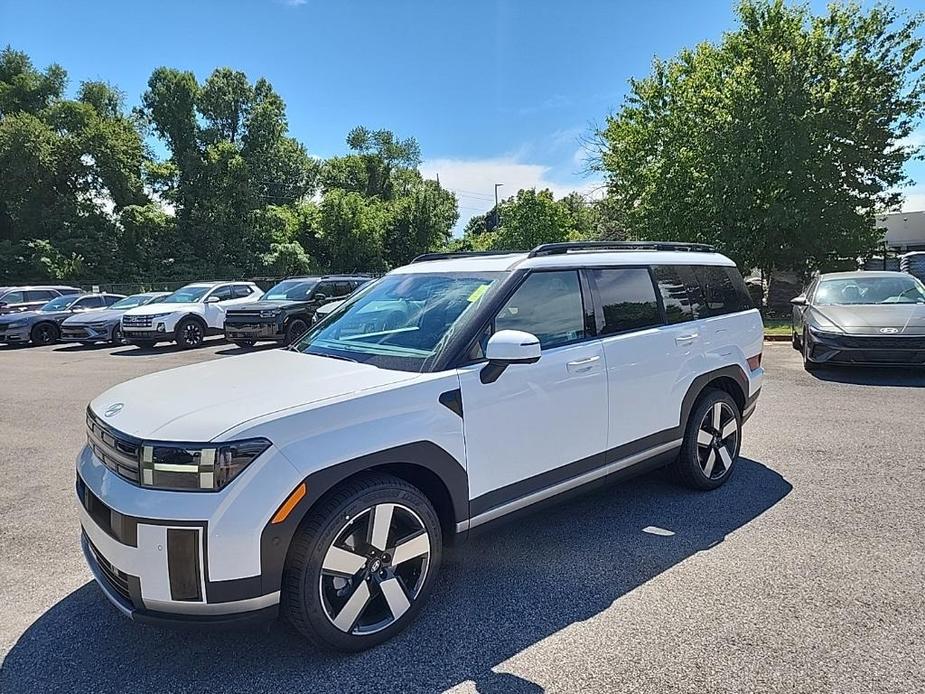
[{"left": 1, "top": 340, "right": 924, "bottom": 693}]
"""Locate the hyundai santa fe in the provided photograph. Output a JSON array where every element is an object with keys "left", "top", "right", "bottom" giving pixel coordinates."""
[{"left": 76, "top": 241, "right": 764, "bottom": 651}]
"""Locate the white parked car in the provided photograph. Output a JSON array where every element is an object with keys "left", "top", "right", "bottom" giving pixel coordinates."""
[
  {"left": 120, "top": 281, "right": 261, "bottom": 348},
  {"left": 78, "top": 242, "right": 763, "bottom": 651}
]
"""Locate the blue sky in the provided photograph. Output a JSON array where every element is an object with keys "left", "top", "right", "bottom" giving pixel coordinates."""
[{"left": 3, "top": 0, "right": 924, "bottom": 228}]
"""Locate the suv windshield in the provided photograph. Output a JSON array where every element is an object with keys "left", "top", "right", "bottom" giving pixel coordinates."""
[
  {"left": 163, "top": 286, "right": 211, "bottom": 303},
  {"left": 111, "top": 294, "right": 156, "bottom": 310},
  {"left": 263, "top": 279, "right": 318, "bottom": 301},
  {"left": 40, "top": 295, "right": 79, "bottom": 312},
  {"left": 816, "top": 276, "right": 925, "bottom": 305},
  {"left": 295, "top": 272, "right": 504, "bottom": 371}
]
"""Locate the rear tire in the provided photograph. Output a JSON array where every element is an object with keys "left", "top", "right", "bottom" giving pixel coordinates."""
[
  {"left": 672, "top": 388, "right": 741, "bottom": 490},
  {"left": 281, "top": 473, "right": 442, "bottom": 652},
  {"left": 30, "top": 322, "right": 59, "bottom": 346},
  {"left": 175, "top": 317, "right": 206, "bottom": 349}
]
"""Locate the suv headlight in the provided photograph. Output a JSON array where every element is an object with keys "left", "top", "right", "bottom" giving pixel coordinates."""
[
  {"left": 259, "top": 309, "right": 280, "bottom": 318},
  {"left": 140, "top": 438, "right": 271, "bottom": 491}
]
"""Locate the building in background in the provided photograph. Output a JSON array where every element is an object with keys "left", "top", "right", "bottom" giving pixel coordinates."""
[{"left": 877, "top": 211, "right": 925, "bottom": 252}]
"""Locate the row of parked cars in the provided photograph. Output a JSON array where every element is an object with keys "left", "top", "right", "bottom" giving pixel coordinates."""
[{"left": 0, "top": 275, "right": 371, "bottom": 348}]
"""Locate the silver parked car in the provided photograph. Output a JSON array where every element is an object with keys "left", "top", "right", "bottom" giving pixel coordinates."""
[{"left": 61, "top": 292, "right": 171, "bottom": 345}]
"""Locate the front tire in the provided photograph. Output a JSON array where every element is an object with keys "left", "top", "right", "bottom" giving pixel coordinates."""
[
  {"left": 175, "top": 317, "right": 206, "bottom": 349},
  {"left": 791, "top": 325, "right": 802, "bottom": 350},
  {"left": 281, "top": 473, "right": 442, "bottom": 652},
  {"left": 110, "top": 326, "right": 123, "bottom": 345},
  {"left": 802, "top": 329, "right": 818, "bottom": 372},
  {"left": 285, "top": 318, "right": 309, "bottom": 345},
  {"left": 673, "top": 388, "right": 741, "bottom": 490},
  {"left": 30, "top": 322, "right": 59, "bottom": 346}
]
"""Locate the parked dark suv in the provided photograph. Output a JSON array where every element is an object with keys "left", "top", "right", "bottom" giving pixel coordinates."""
[
  {"left": 224, "top": 275, "right": 370, "bottom": 347},
  {"left": 0, "top": 286, "right": 82, "bottom": 314}
]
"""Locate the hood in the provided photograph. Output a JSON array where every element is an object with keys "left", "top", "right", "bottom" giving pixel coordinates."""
[
  {"left": 0, "top": 310, "right": 40, "bottom": 325},
  {"left": 89, "top": 349, "right": 419, "bottom": 441},
  {"left": 812, "top": 304, "right": 925, "bottom": 335},
  {"left": 227, "top": 300, "right": 305, "bottom": 312},
  {"left": 124, "top": 302, "right": 201, "bottom": 316},
  {"left": 0, "top": 310, "right": 67, "bottom": 325},
  {"left": 62, "top": 308, "right": 123, "bottom": 326}
]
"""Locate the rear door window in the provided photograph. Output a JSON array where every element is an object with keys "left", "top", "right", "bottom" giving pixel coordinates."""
[
  {"left": 334, "top": 281, "right": 353, "bottom": 296},
  {"left": 232, "top": 284, "right": 253, "bottom": 299},
  {"left": 495, "top": 270, "right": 586, "bottom": 349},
  {"left": 587, "top": 268, "right": 661, "bottom": 335},
  {"left": 652, "top": 266, "right": 695, "bottom": 324},
  {"left": 102, "top": 295, "right": 121, "bottom": 306}
]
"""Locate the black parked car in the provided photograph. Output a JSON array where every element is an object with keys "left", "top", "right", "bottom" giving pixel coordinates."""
[
  {"left": 792, "top": 271, "right": 925, "bottom": 371},
  {"left": 0, "top": 285, "right": 82, "bottom": 314},
  {"left": 0, "top": 293, "right": 125, "bottom": 346},
  {"left": 224, "top": 275, "right": 370, "bottom": 347}
]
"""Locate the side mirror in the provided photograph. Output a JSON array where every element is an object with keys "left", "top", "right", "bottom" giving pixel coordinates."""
[
  {"left": 481, "top": 330, "right": 541, "bottom": 384},
  {"left": 313, "top": 293, "right": 328, "bottom": 302},
  {"left": 205, "top": 295, "right": 221, "bottom": 303},
  {"left": 790, "top": 295, "right": 807, "bottom": 306}
]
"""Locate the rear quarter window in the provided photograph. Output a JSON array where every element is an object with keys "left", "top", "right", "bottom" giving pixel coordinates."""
[{"left": 692, "top": 265, "right": 752, "bottom": 316}]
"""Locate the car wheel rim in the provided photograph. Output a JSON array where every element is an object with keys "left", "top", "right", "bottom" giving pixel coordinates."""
[
  {"left": 696, "top": 402, "right": 738, "bottom": 480},
  {"left": 37, "top": 326, "right": 53, "bottom": 344},
  {"left": 183, "top": 323, "right": 202, "bottom": 345},
  {"left": 318, "top": 503, "right": 430, "bottom": 636}
]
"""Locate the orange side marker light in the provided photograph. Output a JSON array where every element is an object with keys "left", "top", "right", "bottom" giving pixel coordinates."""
[{"left": 271, "top": 483, "right": 306, "bottom": 524}]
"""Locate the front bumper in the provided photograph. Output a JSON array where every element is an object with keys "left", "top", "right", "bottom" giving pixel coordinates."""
[
  {"left": 76, "top": 442, "right": 303, "bottom": 627},
  {"left": 62, "top": 324, "right": 113, "bottom": 343},
  {"left": 122, "top": 328, "right": 168, "bottom": 341},
  {"left": 0, "top": 327, "right": 30, "bottom": 343},
  {"left": 224, "top": 318, "right": 284, "bottom": 342},
  {"left": 806, "top": 332, "right": 925, "bottom": 366}
]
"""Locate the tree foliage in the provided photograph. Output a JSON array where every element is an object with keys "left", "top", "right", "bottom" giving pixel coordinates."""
[
  {"left": 456, "top": 188, "right": 599, "bottom": 251},
  {"left": 593, "top": 0, "right": 924, "bottom": 276},
  {"left": 0, "top": 47, "right": 459, "bottom": 283}
]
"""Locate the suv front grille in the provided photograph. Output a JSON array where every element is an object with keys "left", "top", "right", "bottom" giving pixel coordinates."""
[
  {"left": 85, "top": 533, "right": 133, "bottom": 603},
  {"left": 122, "top": 314, "right": 153, "bottom": 328},
  {"left": 87, "top": 409, "right": 141, "bottom": 484}
]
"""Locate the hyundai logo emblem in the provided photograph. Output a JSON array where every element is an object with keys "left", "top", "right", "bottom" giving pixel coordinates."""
[
  {"left": 879, "top": 327, "right": 899, "bottom": 334},
  {"left": 104, "top": 403, "right": 124, "bottom": 417}
]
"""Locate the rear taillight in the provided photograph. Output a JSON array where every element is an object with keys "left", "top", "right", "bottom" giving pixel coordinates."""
[{"left": 747, "top": 353, "right": 762, "bottom": 371}]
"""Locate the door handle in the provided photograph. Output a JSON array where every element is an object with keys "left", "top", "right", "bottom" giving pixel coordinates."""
[
  {"left": 675, "top": 333, "right": 698, "bottom": 344},
  {"left": 567, "top": 356, "right": 600, "bottom": 373}
]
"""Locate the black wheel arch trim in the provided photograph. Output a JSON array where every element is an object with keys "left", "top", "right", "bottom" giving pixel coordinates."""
[{"left": 258, "top": 440, "right": 468, "bottom": 599}]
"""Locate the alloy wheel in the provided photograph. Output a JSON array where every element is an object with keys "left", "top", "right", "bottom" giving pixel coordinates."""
[
  {"left": 319, "top": 503, "right": 431, "bottom": 636},
  {"left": 181, "top": 321, "right": 203, "bottom": 347},
  {"left": 696, "top": 401, "right": 738, "bottom": 480}
]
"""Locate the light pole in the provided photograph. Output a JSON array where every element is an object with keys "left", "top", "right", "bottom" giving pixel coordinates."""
[{"left": 494, "top": 183, "right": 503, "bottom": 228}]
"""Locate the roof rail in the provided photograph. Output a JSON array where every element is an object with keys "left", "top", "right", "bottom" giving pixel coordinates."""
[
  {"left": 527, "top": 240, "right": 716, "bottom": 258},
  {"left": 410, "top": 251, "right": 522, "bottom": 264}
]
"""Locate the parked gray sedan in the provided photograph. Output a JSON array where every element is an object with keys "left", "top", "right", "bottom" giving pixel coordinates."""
[
  {"left": 0, "top": 293, "right": 125, "bottom": 346},
  {"left": 60, "top": 292, "right": 170, "bottom": 344}
]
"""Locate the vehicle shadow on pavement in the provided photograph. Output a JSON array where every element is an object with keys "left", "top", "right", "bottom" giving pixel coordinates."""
[
  {"left": 1, "top": 458, "right": 790, "bottom": 694},
  {"left": 807, "top": 365, "right": 925, "bottom": 387},
  {"left": 214, "top": 343, "right": 279, "bottom": 356},
  {"left": 108, "top": 340, "right": 224, "bottom": 357}
]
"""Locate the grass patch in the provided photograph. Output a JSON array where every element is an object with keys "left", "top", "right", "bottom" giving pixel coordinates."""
[{"left": 763, "top": 319, "right": 791, "bottom": 336}]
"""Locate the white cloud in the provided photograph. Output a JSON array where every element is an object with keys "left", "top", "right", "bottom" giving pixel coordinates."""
[
  {"left": 901, "top": 185, "right": 925, "bottom": 212},
  {"left": 421, "top": 155, "right": 603, "bottom": 233}
]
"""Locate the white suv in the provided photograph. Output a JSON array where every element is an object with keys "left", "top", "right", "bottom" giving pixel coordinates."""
[
  {"left": 121, "top": 281, "right": 261, "bottom": 348},
  {"left": 77, "top": 242, "right": 763, "bottom": 651}
]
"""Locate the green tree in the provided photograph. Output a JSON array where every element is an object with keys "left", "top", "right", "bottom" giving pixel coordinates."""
[
  {"left": 594, "top": 0, "right": 924, "bottom": 280},
  {"left": 0, "top": 47, "right": 151, "bottom": 283},
  {"left": 139, "top": 66, "right": 317, "bottom": 277},
  {"left": 460, "top": 188, "right": 587, "bottom": 251},
  {"left": 315, "top": 190, "right": 389, "bottom": 272}
]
